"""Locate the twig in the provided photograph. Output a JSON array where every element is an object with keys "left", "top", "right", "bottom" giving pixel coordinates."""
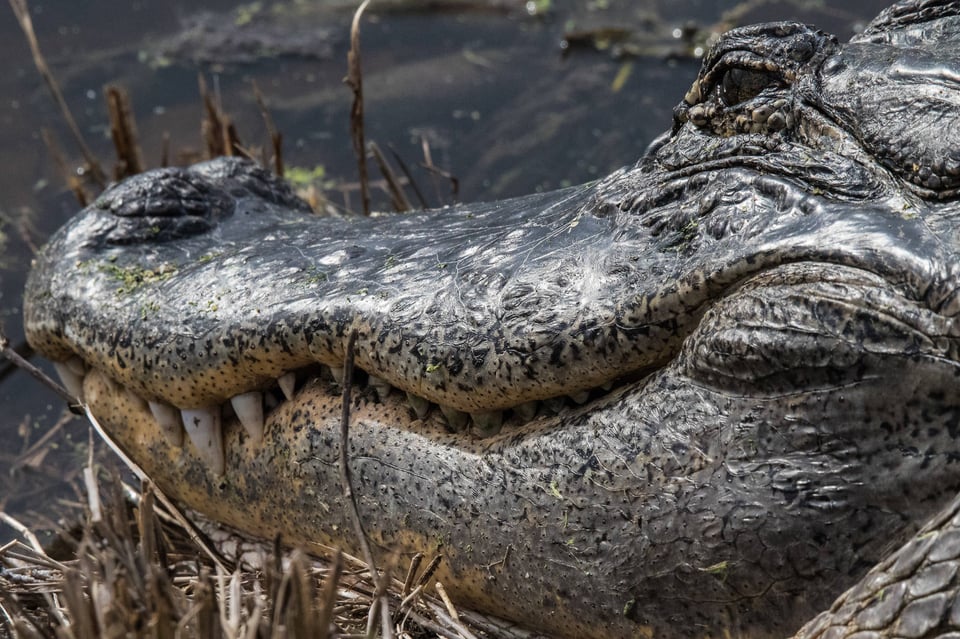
[
  {"left": 104, "top": 85, "right": 144, "bottom": 179},
  {"left": 9, "top": 0, "right": 107, "bottom": 188},
  {"left": 369, "top": 142, "right": 411, "bottom": 212},
  {"left": 0, "top": 512, "right": 69, "bottom": 628},
  {"left": 397, "top": 583, "right": 425, "bottom": 612},
  {"left": 375, "top": 559, "right": 395, "bottom": 639},
  {"left": 197, "top": 76, "right": 256, "bottom": 163},
  {"left": 160, "top": 131, "right": 170, "bottom": 168},
  {"left": 338, "top": 330, "right": 372, "bottom": 574},
  {"left": 0, "top": 339, "right": 32, "bottom": 386},
  {"left": 251, "top": 80, "right": 284, "bottom": 177},
  {"left": 388, "top": 145, "right": 428, "bottom": 209},
  {"left": 0, "top": 599, "right": 14, "bottom": 630},
  {"left": 199, "top": 74, "right": 226, "bottom": 158},
  {"left": 346, "top": 0, "right": 372, "bottom": 216},
  {"left": 0, "top": 324, "right": 77, "bottom": 409},
  {"left": 40, "top": 128, "right": 90, "bottom": 206},
  {"left": 0, "top": 513, "right": 46, "bottom": 560},
  {"left": 339, "top": 329, "right": 393, "bottom": 638},
  {"left": 428, "top": 593, "right": 480, "bottom": 639},
  {"left": 83, "top": 429, "right": 102, "bottom": 523},
  {"left": 316, "top": 549, "right": 342, "bottom": 636},
  {"left": 415, "top": 555, "right": 443, "bottom": 590},
  {"left": 420, "top": 137, "right": 459, "bottom": 201},
  {"left": 403, "top": 609, "right": 464, "bottom": 639},
  {"left": 436, "top": 581, "right": 460, "bottom": 624},
  {"left": 401, "top": 553, "right": 423, "bottom": 597},
  {"left": 14, "top": 408, "right": 74, "bottom": 470}
]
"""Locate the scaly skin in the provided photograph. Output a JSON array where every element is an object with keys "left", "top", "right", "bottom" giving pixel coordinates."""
[{"left": 22, "top": 1, "right": 960, "bottom": 636}]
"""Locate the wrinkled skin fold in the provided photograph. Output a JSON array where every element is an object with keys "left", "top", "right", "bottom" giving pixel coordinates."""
[{"left": 22, "top": 1, "right": 960, "bottom": 637}]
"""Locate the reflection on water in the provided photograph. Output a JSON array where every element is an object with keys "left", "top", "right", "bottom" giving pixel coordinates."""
[{"left": 0, "top": 0, "right": 890, "bottom": 538}]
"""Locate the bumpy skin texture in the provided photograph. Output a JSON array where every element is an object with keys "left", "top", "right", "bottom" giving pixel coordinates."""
[
  {"left": 794, "top": 490, "right": 960, "bottom": 638},
  {"left": 22, "top": 1, "right": 960, "bottom": 637}
]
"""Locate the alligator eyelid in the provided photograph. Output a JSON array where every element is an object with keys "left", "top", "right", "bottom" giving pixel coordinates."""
[{"left": 698, "top": 53, "right": 788, "bottom": 107}]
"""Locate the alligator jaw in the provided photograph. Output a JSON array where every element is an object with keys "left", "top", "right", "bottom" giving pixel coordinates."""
[
  {"left": 61, "top": 340, "right": 609, "bottom": 475},
  {"left": 79, "top": 367, "right": 644, "bottom": 639}
]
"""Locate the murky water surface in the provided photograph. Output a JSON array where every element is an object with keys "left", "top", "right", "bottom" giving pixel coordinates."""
[{"left": 0, "top": 0, "right": 890, "bottom": 539}]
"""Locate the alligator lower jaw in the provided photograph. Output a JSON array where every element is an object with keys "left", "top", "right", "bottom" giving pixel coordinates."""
[
  {"left": 79, "top": 368, "right": 638, "bottom": 639},
  {"left": 81, "top": 367, "right": 457, "bottom": 522}
]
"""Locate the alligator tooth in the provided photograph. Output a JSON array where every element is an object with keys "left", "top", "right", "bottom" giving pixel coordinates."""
[
  {"left": 277, "top": 372, "right": 296, "bottom": 401},
  {"left": 181, "top": 408, "right": 225, "bottom": 476},
  {"left": 53, "top": 362, "right": 85, "bottom": 401},
  {"left": 406, "top": 392, "right": 432, "bottom": 420},
  {"left": 230, "top": 392, "right": 265, "bottom": 444},
  {"left": 600, "top": 381, "right": 614, "bottom": 391},
  {"left": 513, "top": 401, "right": 539, "bottom": 422},
  {"left": 329, "top": 366, "right": 345, "bottom": 384},
  {"left": 470, "top": 411, "right": 503, "bottom": 437},
  {"left": 149, "top": 401, "right": 184, "bottom": 447},
  {"left": 568, "top": 390, "right": 590, "bottom": 405},
  {"left": 368, "top": 375, "right": 392, "bottom": 401},
  {"left": 439, "top": 405, "right": 470, "bottom": 432}
]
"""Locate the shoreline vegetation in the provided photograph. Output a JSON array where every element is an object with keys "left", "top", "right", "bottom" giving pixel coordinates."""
[{"left": 1, "top": 463, "right": 516, "bottom": 638}]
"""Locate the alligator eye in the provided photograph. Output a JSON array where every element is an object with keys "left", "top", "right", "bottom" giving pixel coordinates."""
[{"left": 719, "top": 67, "right": 779, "bottom": 106}]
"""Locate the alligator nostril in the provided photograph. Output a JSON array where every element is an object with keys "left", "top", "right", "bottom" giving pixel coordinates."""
[
  {"left": 92, "top": 167, "right": 234, "bottom": 245},
  {"left": 96, "top": 168, "right": 230, "bottom": 219}
]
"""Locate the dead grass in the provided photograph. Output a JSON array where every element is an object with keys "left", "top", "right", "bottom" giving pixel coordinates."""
[{"left": 0, "top": 468, "right": 506, "bottom": 639}]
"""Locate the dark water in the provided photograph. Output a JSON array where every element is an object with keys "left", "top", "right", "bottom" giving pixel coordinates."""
[{"left": 0, "top": 0, "right": 890, "bottom": 540}]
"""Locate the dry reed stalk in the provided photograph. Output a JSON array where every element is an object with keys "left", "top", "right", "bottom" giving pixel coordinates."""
[
  {"left": 346, "top": 0, "right": 372, "bottom": 215},
  {"left": 369, "top": 142, "right": 412, "bottom": 212},
  {"left": 39, "top": 128, "right": 90, "bottom": 206},
  {"left": 104, "top": 85, "right": 144, "bottom": 179},
  {"left": 8, "top": 0, "right": 107, "bottom": 188},
  {"left": 198, "top": 74, "right": 248, "bottom": 160},
  {"left": 252, "top": 81, "right": 284, "bottom": 177},
  {"left": 420, "top": 138, "right": 460, "bottom": 201},
  {"left": 338, "top": 330, "right": 394, "bottom": 638},
  {"left": 387, "top": 145, "right": 429, "bottom": 209}
]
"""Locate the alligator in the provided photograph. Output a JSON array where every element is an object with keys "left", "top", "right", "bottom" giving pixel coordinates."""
[{"left": 21, "top": 0, "right": 960, "bottom": 637}]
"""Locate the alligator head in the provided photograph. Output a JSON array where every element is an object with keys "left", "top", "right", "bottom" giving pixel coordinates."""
[{"left": 22, "top": 1, "right": 960, "bottom": 637}]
